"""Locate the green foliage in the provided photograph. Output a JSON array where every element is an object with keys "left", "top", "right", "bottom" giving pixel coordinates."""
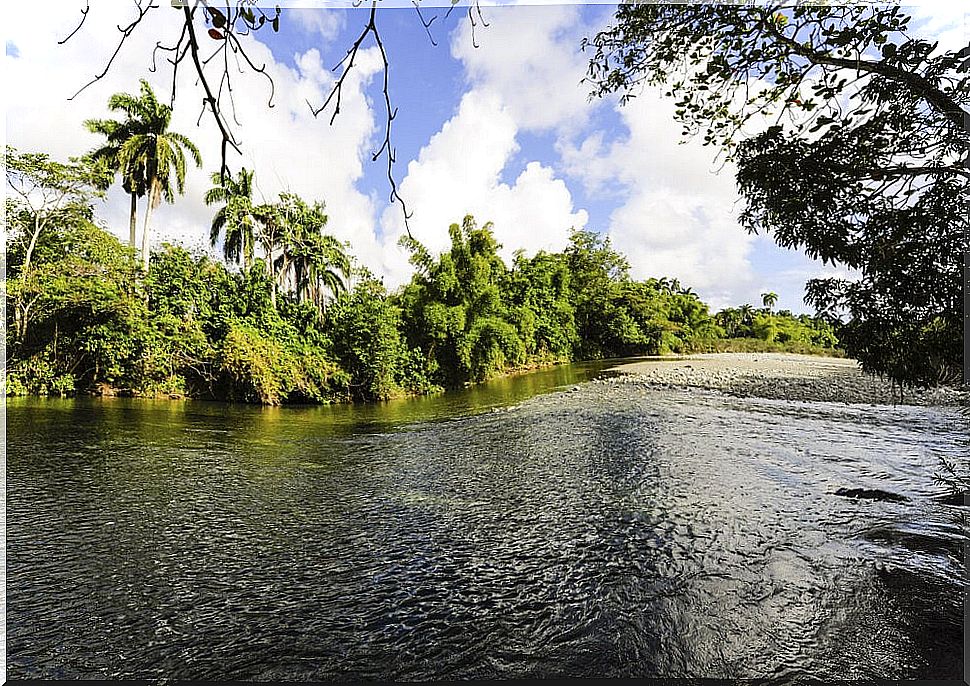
[
  {"left": 702, "top": 338, "right": 846, "bottom": 357},
  {"left": 562, "top": 233, "right": 721, "bottom": 359},
  {"left": 6, "top": 212, "right": 144, "bottom": 391},
  {"left": 714, "top": 306, "right": 839, "bottom": 354},
  {"left": 464, "top": 316, "right": 526, "bottom": 382},
  {"left": 397, "top": 215, "right": 521, "bottom": 386},
  {"left": 7, "top": 141, "right": 861, "bottom": 406},
  {"left": 586, "top": 3, "right": 968, "bottom": 386},
  {"left": 396, "top": 219, "right": 729, "bottom": 384},
  {"left": 326, "top": 272, "right": 438, "bottom": 400},
  {"left": 217, "top": 320, "right": 348, "bottom": 405},
  {"left": 507, "top": 250, "right": 577, "bottom": 359}
]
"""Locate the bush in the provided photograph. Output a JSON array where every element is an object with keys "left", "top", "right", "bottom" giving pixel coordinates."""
[
  {"left": 218, "top": 321, "right": 348, "bottom": 405},
  {"left": 6, "top": 374, "right": 28, "bottom": 397}
]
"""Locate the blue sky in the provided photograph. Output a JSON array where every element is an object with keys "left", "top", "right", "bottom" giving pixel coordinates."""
[{"left": 4, "top": 2, "right": 964, "bottom": 312}]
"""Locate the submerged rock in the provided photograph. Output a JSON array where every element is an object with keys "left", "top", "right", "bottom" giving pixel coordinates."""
[{"left": 834, "top": 487, "right": 910, "bottom": 503}]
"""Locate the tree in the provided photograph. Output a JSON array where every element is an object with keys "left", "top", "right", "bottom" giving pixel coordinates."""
[
  {"left": 5, "top": 215, "right": 147, "bottom": 396},
  {"left": 738, "top": 304, "right": 756, "bottom": 329},
  {"left": 85, "top": 104, "right": 148, "bottom": 250},
  {"left": 205, "top": 167, "right": 258, "bottom": 271},
  {"left": 397, "top": 215, "right": 527, "bottom": 384},
  {"left": 272, "top": 194, "right": 350, "bottom": 314},
  {"left": 252, "top": 201, "right": 285, "bottom": 310},
  {"left": 326, "top": 269, "right": 415, "bottom": 401},
  {"left": 585, "top": 4, "right": 969, "bottom": 385},
  {"left": 761, "top": 291, "right": 779, "bottom": 311},
  {"left": 108, "top": 79, "right": 202, "bottom": 273},
  {"left": 715, "top": 308, "right": 745, "bottom": 338},
  {"left": 5, "top": 147, "right": 108, "bottom": 341}
]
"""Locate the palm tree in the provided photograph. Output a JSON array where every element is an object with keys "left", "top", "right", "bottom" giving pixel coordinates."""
[
  {"left": 761, "top": 291, "right": 779, "bottom": 311},
  {"left": 109, "top": 79, "right": 202, "bottom": 273},
  {"left": 301, "top": 232, "right": 351, "bottom": 313},
  {"left": 84, "top": 115, "right": 146, "bottom": 249},
  {"left": 273, "top": 194, "right": 349, "bottom": 313},
  {"left": 716, "top": 308, "right": 744, "bottom": 338},
  {"left": 253, "top": 202, "right": 285, "bottom": 309},
  {"left": 205, "top": 167, "right": 257, "bottom": 271},
  {"left": 738, "top": 303, "right": 756, "bottom": 329}
]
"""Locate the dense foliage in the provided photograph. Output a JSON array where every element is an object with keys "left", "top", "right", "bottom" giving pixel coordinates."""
[
  {"left": 5, "top": 150, "right": 841, "bottom": 405},
  {"left": 586, "top": 3, "right": 968, "bottom": 387}
]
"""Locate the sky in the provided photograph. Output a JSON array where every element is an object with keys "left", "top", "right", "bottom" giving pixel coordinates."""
[{"left": 3, "top": 1, "right": 966, "bottom": 313}]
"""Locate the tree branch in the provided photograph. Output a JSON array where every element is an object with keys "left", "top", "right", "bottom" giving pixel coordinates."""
[
  {"left": 182, "top": 2, "right": 241, "bottom": 179},
  {"left": 761, "top": 10, "right": 969, "bottom": 131},
  {"left": 307, "top": 3, "right": 412, "bottom": 236}
]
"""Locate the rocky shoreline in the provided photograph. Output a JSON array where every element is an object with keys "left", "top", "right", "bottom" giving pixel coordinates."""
[{"left": 599, "top": 352, "right": 967, "bottom": 407}]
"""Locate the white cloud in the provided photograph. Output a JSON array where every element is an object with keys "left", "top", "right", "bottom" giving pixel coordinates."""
[
  {"left": 288, "top": 6, "right": 345, "bottom": 41},
  {"left": 559, "top": 89, "right": 758, "bottom": 309},
  {"left": 907, "top": 2, "right": 967, "bottom": 54},
  {"left": 5, "top": 3, "right": 383, "bottom": 267},
  {"left": 450, "top": 4, "right": 606, "bottom": 136},
  {"left": 378, "top": 90, "right": 588, "bottom": 286}
]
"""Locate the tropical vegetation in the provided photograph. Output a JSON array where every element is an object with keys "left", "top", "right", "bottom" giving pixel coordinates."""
[
  {"left": 5, "top": 139, "right": 841, "bottom": 405},
  {"left": 586, "top": 3, "right": 968, "bottom": 387}
]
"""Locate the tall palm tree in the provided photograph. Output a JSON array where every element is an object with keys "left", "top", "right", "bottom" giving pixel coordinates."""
[
  {"left": 273, "top": 194, "right": 349, "bottom": 313},
  {"left": 205, "top": 167, "right": 257, "bottom": 271},
  {"left": 109, "top": 79, "right": 202, "bottom": 273},
  {"left": 84, "top": 116, "right": 146, "bottom": 249},
  {"left": 301, "top": 231, "right": 351, "bottom": 313},
  {"left": 738, "top": 303, "right": 756, "bottom": 329},
  {"left": 253, "top": 202, "right": 285, "bottom": 309},
  {"left": 761, "top": 291, "right": 779, "bottom": 311}
]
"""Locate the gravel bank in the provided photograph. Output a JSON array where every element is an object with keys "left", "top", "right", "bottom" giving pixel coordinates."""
[{"left": 603, "top": 353, "right": 967, "bottom": 406}]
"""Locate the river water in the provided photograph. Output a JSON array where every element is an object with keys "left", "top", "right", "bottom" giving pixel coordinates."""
[{"left": 6, "top": 360, "right": 967, "bottom": 681}]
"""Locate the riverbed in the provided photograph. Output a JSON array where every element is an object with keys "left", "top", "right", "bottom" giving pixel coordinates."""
[{"left": 6, "top": 358, "right": 967, "bottom": 681}]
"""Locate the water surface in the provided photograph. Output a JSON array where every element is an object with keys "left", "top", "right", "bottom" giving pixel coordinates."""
[{"left": 7, "top": 362, "right": 967, "bottom": 681}]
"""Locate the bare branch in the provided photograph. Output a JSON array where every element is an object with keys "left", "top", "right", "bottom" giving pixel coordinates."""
[
  {"left": 182, "top": 2, "right": 241, "bottom": 179},
  {"left": 68, "top": 0, "right": 157, "bottom": 101},
  {"left": 307, "top": 3, "right": 412, "bottom": 235},
  {"left": 224, "top": 29, "right": 275, "bottom": 108},
  {"left": 57, "top": 0, "right": 90, "bottom": 46},
  {"left": 413, "top": 1, "right": 438, "bottom": 47}
]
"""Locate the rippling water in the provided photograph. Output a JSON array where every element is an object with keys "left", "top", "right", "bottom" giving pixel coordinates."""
[{"left": 6, "top": 365, "right": 967, "bottom": 681}]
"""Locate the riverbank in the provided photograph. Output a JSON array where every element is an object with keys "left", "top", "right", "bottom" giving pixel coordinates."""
[{"left": 604, "top": 352, "right": 967, "bottom": 406}]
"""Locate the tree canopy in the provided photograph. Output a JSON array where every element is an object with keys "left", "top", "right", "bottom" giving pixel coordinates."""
[
  {"left": 6, "top": 146, "right": 840, "bottom": 405},
  {"left": 586, "top": 3, "right": 969, "bottom": 386}
]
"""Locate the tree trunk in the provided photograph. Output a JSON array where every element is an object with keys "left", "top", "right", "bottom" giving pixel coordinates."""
[
  {"left": 129, "top": 192, "right": 138, "bottom": 250},
  {"left": 142, "top": 180, "right": 160, "bottom": 274},
  {"left": 16, "top": 216, "right": 43, "bottom": 341},
  {"left": 15, "top": 304, "right": 25, "bottom": 341},
  {"left": 268, "top": 245, "right": 277, "bottom": 310},
  {"left": 21, "top": 215, "right": 42, "bottom": 286}
]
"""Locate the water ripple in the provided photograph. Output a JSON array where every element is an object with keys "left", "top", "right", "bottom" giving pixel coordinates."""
[{"left": 7, "top": 383, "right": 966, "bottom": 681}]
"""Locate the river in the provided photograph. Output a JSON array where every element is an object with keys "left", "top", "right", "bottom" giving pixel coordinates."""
[{"left": 6, "top": 359, "right": 967, "bottom": 681}]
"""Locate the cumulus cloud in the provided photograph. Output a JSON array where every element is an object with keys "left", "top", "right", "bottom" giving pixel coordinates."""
[
  {"left": 450, "top": 4, "right": 609, "bottom": 136},
  {"left": 5, "top": 3, "right": 383, "bottom": 266},
  {"left": 444, "top": 4, "right": 786, "bottom": 310},
  {"left": 378, "top": 90, "right": 588, "bottom": 285},
  {"left": 288, "top": 5, "right": 345, "bottom": 41},
  {"left": 558, "top": 89, "right": 757, "bottom": 308}
]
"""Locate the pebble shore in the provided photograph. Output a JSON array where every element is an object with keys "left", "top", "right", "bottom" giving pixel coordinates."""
[{"left": 595, "top": 353, "right": 967, "bottom": 407}]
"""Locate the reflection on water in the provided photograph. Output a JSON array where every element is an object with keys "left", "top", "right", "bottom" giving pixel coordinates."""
[{"left": 6, "top": 361, "right": 967, "bottom": 681}]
